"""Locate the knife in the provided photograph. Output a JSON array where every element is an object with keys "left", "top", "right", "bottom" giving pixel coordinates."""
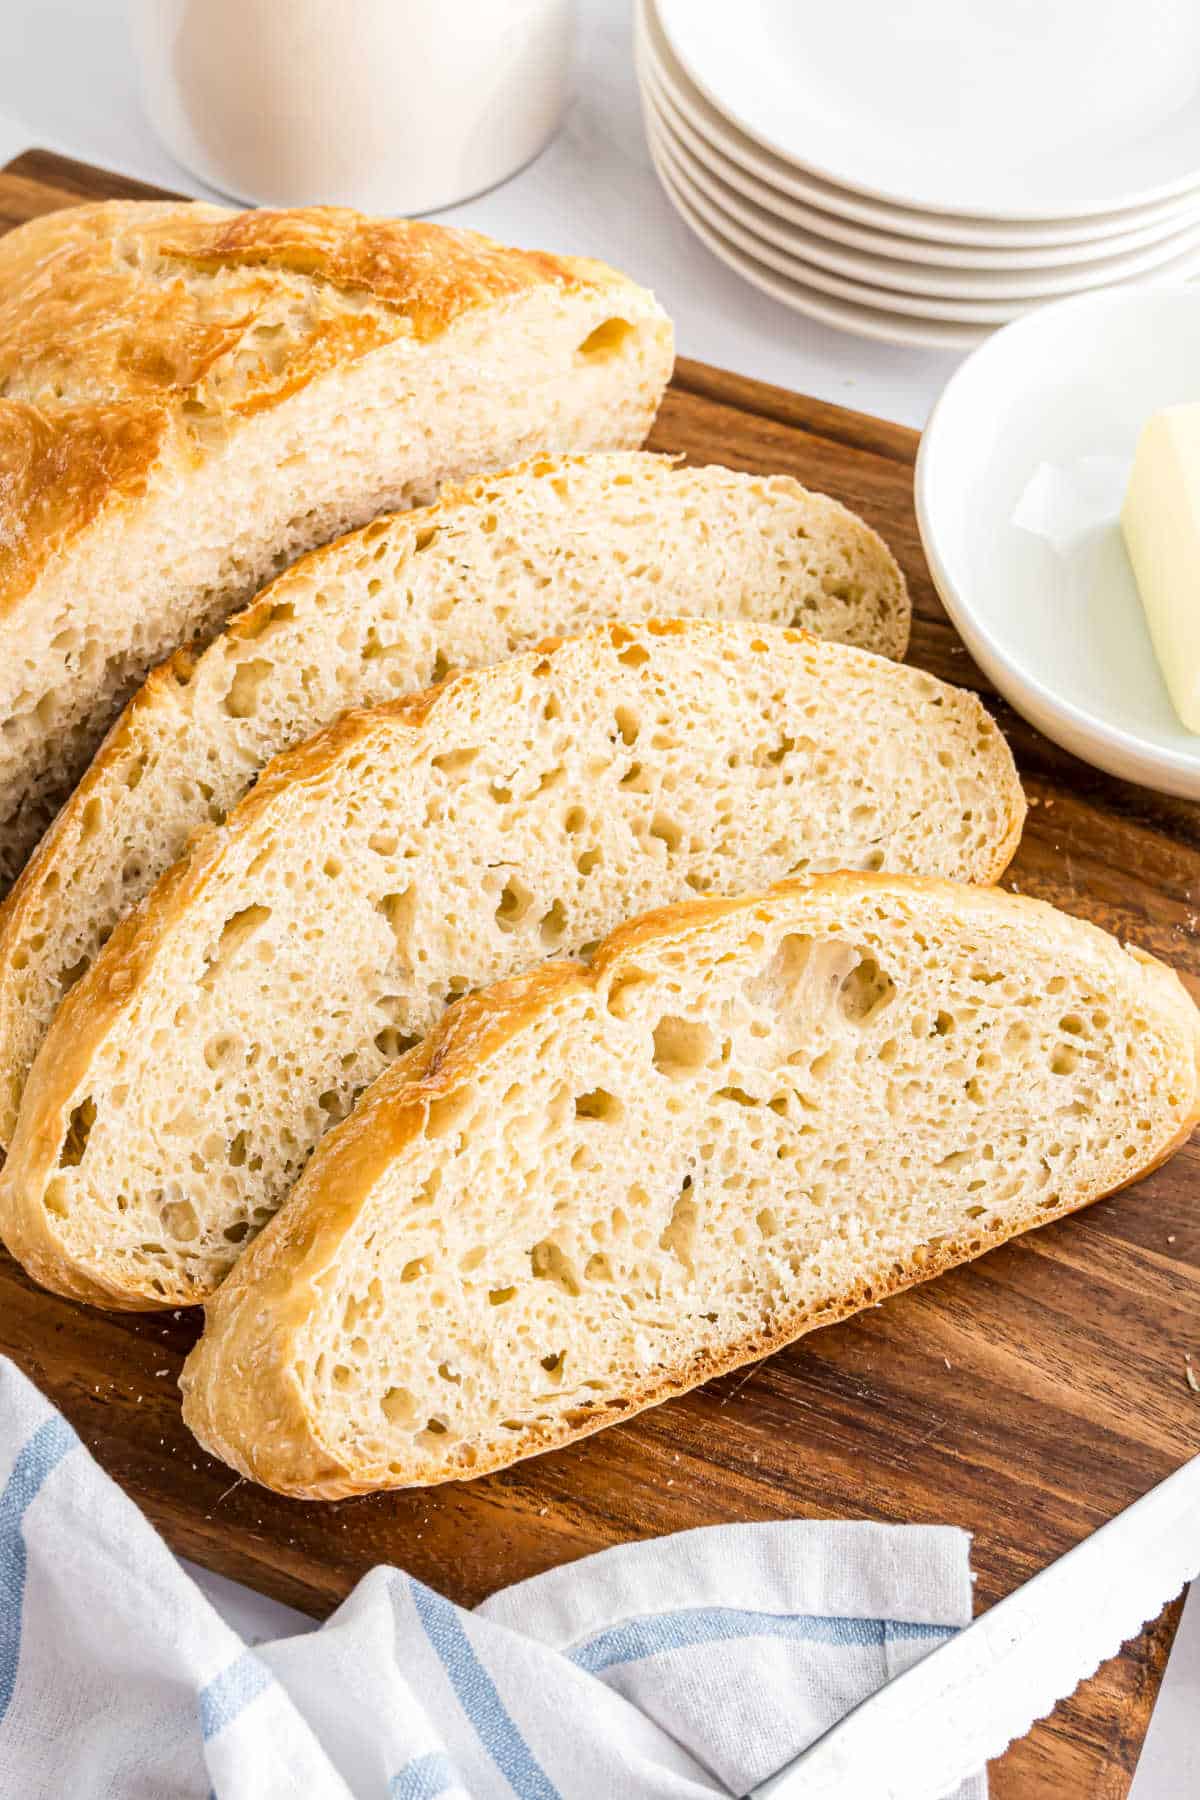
[{"left": 750, "top": 1454, "right": 1200, "bottom": 1800}]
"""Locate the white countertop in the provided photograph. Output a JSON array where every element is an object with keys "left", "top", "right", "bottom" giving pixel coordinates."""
[{"left": 0, "top": 0, "right": 1193, "bottom": 1792}]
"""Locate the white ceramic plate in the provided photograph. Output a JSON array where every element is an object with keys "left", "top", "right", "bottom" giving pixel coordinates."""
[
  {"left": 659, "top": 0, "right": 1200, "bottom": 222},
  {"left": 645, "top": 121, "right": 987, "bottom": 352},
  {"left": 650, "top": 123, "right": 1036, "bottom": 325},
  {"left": 643, "top": 54, "right": 1200, "bottom": 274},
  {"left": 645, "top": 85, "right": 1200, "bottom": 304},
  {"left": 640, "top": 0, "right": 1200, "bottom": 248},
  {"left": 917, "top": 288, "right": 1200, "bottom": 798}
]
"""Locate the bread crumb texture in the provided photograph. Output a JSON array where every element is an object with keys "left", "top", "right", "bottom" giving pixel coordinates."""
[
  {"left": 180, "top": 875, "right": 1200, "bottom": 1497},
  {"left": 0, "top": 200, "right": 672, "bottom": 884},
  {"left": 0, "top": 450, "right": 908, "bottom": 1147},
  {"left": 2, "top": 621, "right": 1018, "bottom": 1307}
]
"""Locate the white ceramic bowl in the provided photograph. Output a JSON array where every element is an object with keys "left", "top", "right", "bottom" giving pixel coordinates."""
[{"left": 916, "top": 287, "right": 1200, "bottom": 798}]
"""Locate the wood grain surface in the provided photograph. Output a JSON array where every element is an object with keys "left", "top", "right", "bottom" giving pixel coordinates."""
[{"left": 1, "top": 148, "right": 1196, "bottom": 1800}]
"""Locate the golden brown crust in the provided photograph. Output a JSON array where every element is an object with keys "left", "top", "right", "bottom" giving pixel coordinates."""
[
  {"left": 180, "top": 872, "right": 1200, "bottom": 1498},
  {"left": 0, "top": 199, "right": 640, "bottom": 617},
  {"left": 160, "top": 207, "right": 620, "bottom": 338},
  {"left": 0, "top": 819, "right": 234, "bottom": 1309},
  {"left": 0, "top": 398, "right": 171, "bottom": 611}
]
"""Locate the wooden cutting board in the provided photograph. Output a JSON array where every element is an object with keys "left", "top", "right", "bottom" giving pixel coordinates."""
[{"left": 1, "top": 148, "right": 1197, "bottom": 1799}]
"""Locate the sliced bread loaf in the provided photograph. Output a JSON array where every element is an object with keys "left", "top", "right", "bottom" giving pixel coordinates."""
[
  {"left": 0, "top": 451, "right": 909, "bottom": 1150},
  {"left": 0, "top": 621, "right": 1022, "bottom": 1310},
  {"left": 180, "top": 875, "right": 1200, "bottom": 1497},
  {"left": 0, "top": 200, "right": 672, "bottom": 888}
]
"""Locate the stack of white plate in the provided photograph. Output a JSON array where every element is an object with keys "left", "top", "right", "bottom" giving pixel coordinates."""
[{"left": 636, "top": 0, "right": 1200, "bottom": 350}]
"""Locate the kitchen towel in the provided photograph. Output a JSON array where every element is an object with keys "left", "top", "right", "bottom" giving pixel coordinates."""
[{"left": 0, "top": 1356, "right": 983, "bottom": 1799}]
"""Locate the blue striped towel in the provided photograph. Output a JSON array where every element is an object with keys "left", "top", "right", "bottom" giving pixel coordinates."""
[{"left": 0, "top": 1356, "right": 984, "bottom": 1798}]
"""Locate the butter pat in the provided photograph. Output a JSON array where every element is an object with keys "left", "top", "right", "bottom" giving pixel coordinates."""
[{"left": 1122, "top": 404, "right": 1200, "bottom": 732}]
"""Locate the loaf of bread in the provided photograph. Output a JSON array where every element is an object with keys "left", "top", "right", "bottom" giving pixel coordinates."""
[
  {"left": 0, "top": 200, "right": 672, "bottom": 888},
  {"left": 179, "top": 875, "right": 1200, "bottom": 1497},
  {"left": 0, "top": 621, "right": 1021, "bottom": 1309},
  {"left": 0, "top": 451, "right": 909, "bottom": 1150}
]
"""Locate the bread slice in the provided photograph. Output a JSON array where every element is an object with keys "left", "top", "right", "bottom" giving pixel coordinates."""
[
  {"left": 0, "top": 451, "right": 909, "bottom": 1150},
  {"left": 179, "top": 875, "right": 1200, "bottom": 1497},
  {"left": 0, "top": 199, "right": 672, "bottom": 888},
  {"left": 0, "top": 621, "right": 1022, "bottom": 1311}
]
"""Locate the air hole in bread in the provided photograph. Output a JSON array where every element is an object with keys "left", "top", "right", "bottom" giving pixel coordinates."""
[
  {"left": 431, "top": 747, "right": 479, "bottom": 777},
  {"left": 203, "top": 1033, "right": 241, "bottom": 1071},
  {"left": 377, "top": 888, "right": 416, "bottom": 950},
  {"left": 530, "top": 1238, "right": 581, "bottom": 1296},
  {"left": 59, "top": 1096, "right": 96, "bottom": 1168},
  {"left": 203, "top": 905, "right": 272, "bottom": 984},
  {"left": 619, "top": 761, "right": 645, "bottom": 791},
  {"left": 223, "top": 658, "right": 273, "bottom": 719},
  {"left": 652, "top": 1015, "right": 714, "bottom": 1077},
  {"left": 649, "top": 814, "right": 682, "bottom": 854},
  {"left": 162, "top": 1199, "right": 199, "bottom": 1242},
  {"left": 759, "top": 734, "right": 797, "bottom": 768},
  {"left": 659, "top": 1178, "right": 697, "bottom": 1276},
  {"left": 495, "top": 877, "right": 534, "bottom": 933},
  {"left": 614, "top": 706, "right": 640, "bottom": 746},
  {"left": 838, "top": 955, "right": 896, "bottom": 1025},
  {"left": 539, "top": 900, "right": 567, "bottom": 949},
  {"left": 715, "top": 1085, "right": 759, "bottom": 1107},
  {"left": 381, "top": 1386, "right": 416, "bottom": 1426},
  {"left": 574, "top": 1087, "right": 622, "bottom": 1124},
  {"left": 576, "top": 317, "right": 636, "bottom": 359}
]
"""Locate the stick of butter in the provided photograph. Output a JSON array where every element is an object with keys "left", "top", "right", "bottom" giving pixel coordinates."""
[{"left": 1122, "top": 403, "right": 1200, "bottom": 733}]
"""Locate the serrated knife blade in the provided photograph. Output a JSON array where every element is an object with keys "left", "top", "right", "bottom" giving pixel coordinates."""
[{"left": 750, "top": 1454, "right": 1200, "bottom": 1800}]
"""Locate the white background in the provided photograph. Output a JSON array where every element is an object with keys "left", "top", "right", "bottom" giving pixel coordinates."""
[{"left": 0, "top": 0, "right": 1193, "bottom": 1793}]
